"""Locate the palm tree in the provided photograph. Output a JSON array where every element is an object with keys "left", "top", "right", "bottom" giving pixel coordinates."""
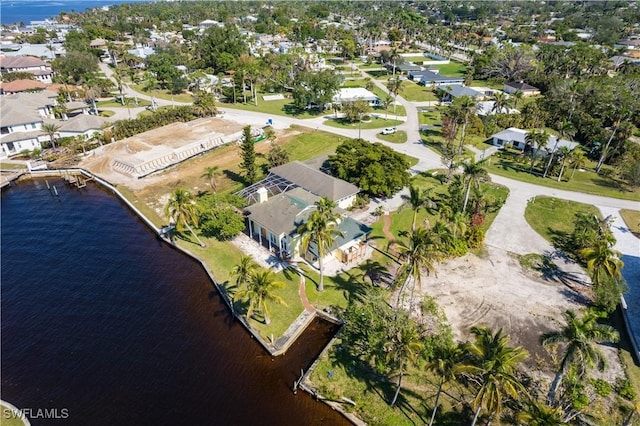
[
  {"left": 202, "top": 166, "right": 221, "bottom": 192},
  {"left": 394, "top": 226, "right": 438, "bottom": 307},
  {"left": 164, "top": 188, "right": 206, "bottom": 247},
  {"left": 555, "top": 146, "right": 572, "bottom": 182},
  {"left": 579, "top": 240, "right": 624, "bottom": 287},
  {"left": 540, "top": 309, "right": 619, "bottom": 404},
  {"left": 513, "top": 89, "right": 524, "bottom": 109},
  {"left": 568, "top": 147, "right": 586, "bottom": 179},
  {"left": 428, "top": 343, "right": 464, "bottom": 426},
  {"left": 296, "top": 198, "right": 344, "bottom": 292},
  {"left": 516, "top": 399, "right": 569, "bottom": 426},
  {"left": 461, "top": 160, "right": 489, "bottom": 213},
  {"left": 461, "top": 326, "right": 528, "bottom": 426},
  {"left": 381, "top": 95, "right": 393, "bottom": 120},
  {"left": 449, "top": 211, "right": 468, "bottom": 239},
  {"left": 525, "top": 130, "right": 549, "bottom": 174},
  {"left": 406, "top": 185, "right": 437, "bottom": 230},
  {"left": 452, "top": 96, "right": 478, "bottom": 154},
  {"left": 385, "top": 316, "right": 424, "bottom": 407},
  {"left": 491, "top": 91, "right": 511, "bottom": 114},
  {"left": 234, "top": 269, "right": 287, "bottom": 325},
  {"left": 230, "top": 255, "right": 257, "bottom": 289},
  {"left": 41, "top": 123, "right": 61, "bottom": 149}
]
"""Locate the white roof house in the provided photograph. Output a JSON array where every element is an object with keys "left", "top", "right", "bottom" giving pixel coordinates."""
[
  {"left": 332, "top": 88, "right": 380, "bottom": 106},
  {"left": 476, "top": 101, "right": 519, "bottom": 116},
  {"left": 490, "top": 127, "right": 578, "bottom": 153}
]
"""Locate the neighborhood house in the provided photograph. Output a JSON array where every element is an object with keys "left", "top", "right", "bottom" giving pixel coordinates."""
[
  {"left": 490, "top": 127, "right": 579, "bottom": 153},
  {"left": 332, "top": 87, "right": 380, "bottom": 107},
  {"left": 240, "top": 160, "right": 370, "bottom": 265}
]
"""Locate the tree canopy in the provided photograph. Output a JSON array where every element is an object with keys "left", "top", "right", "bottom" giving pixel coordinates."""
[{"left": 328, "top": 138, "right": 411, "bottom": 197}]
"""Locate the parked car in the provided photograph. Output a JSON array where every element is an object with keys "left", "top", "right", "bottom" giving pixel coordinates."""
[{"left": 381, "top": 127, "right": 397, "bottom": 135}]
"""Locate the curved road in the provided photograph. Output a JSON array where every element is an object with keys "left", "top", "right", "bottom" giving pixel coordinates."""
[{"left": 98, "top": 62, "right": 639, "bottom": 353}]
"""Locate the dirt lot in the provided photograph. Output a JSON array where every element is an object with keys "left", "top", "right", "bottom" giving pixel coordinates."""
[{"left": 403, "top": 245, "right": 625, "bottom": 382}]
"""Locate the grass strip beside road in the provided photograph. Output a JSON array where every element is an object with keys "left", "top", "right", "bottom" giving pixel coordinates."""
[{"left": 524, "top": 196, "right": 601, "bottom": 244}]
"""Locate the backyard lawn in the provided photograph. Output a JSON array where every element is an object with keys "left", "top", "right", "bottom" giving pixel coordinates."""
[
  {"left": 377, "top": 130, "right": 407, "bottom": 143},
  {"left": 432, "top": 61, "right": 468, "bottom": 76},
  {"left": 486, "top": 153, "right": 640, "bottom": 201},
  {"left": 398, "top": 81, "right": 438, "bottom": 102}
]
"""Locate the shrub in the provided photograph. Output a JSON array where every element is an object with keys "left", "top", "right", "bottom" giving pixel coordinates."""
[
  {"left": 615, "top": 378, "right": 637, "bottom": 401},
  {"left": 465, "top": 225, "right": 485, "bottom": 249},
  {"left": 590, "top": 378, "right": 613, "bottom": 398}
]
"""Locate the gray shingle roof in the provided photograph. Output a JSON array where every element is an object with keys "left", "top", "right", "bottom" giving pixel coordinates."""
[
  {"left": 505, "top": 81, "right": 539, "bottom": 91},
  {"left": 443, "top": 85, "right": 485, "bottom": 98},
  {"left": 58, "top": 115, "right": 108, "bottom": 133},
  {"left": 0, "top": 129, "right": 42, "bottom": 144},
  {"left": 245, "top": 187, "right": 319, "bottom": 235},
  {"left": 270, "top": 161, "right": 359, "bottom": 202},
  {"left": 0, "top": 92, "right": 53, "bottom": 126},
  {"left": 418, "top": 70, "right": 465, "bottom": 85}
]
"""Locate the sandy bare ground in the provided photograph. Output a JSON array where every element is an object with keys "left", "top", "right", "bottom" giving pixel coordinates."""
[{"left": 399, "top": 245, "right": 625, "bottom": 383}]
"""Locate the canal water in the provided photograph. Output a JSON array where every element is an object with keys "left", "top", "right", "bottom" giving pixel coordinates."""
[{"left": 1, "top": 179, "right": 348, "bottom": 425}]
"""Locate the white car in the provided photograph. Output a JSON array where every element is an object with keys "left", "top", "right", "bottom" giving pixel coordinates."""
[{"left": 381, "top": 127, "right": 397, "bottom": 135}]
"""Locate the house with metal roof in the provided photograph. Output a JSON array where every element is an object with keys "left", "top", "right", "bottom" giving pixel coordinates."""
[
  {"left": 439, "top": 85, "right": 487, "bottom": 102},
  {"left": 332, "top": 87, "right": 380, "bottom": 107},
  {"left": 490, "top": 127, "right": 578, "bottom": 153},
  {"left": 415, "top": 70, "right": 465, "bottom": 87}
]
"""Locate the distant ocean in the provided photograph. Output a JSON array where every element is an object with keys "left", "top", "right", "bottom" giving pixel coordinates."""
[{"left": 0, "top": 0, "right": 149, "bottom": 25}]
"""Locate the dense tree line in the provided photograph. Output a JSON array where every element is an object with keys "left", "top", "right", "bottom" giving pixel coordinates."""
[{"left": 111, "top": 106, "right": 216, "bottom": 140}]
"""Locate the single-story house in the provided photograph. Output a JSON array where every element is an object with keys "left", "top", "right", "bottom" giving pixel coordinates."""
[
  {"left": 268, "top": 161, "right": 360, "bottom": 209},
  {"left": 393, "top": 61, "right": 423, "bottom": 74},
  {"left": 439, "top": 85, "right": 486, "bottom": 101},
  {"left": 332, "top": 87, "right": 380, "bottom": 107},
  {"left": 476, "top": 101, "right": 519, "bottom": 116},
  {"left": 54, "top": 115, "right": 107, "bottom": 139},
  {"left": 504, "top": 81, "right": 540, "bottom": 96},
  {"left": 490, "top": 127, "right": 578, "bottom": 153},
  {"left": 244, "top": 186, "right": 371, "bottom": 263},
  {"left": 416, "top": 70, "right": 465, "bottom": 87}
]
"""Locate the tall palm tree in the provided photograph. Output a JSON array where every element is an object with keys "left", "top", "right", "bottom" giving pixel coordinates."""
[
  {"left": 297, "top": 198, "right": 344, "bottom": 292},
  {"left": 385, "top": 316, "right": 424, "bottom": 407},
  {"left": 164, "top": 188, "right": 205, "bottom": 247},
  {"left": 525, "top": 130, "right": 549, "bottom": 174},
  {"left": 516, "top": 399, "right": 569, "bottom": 426},
  {"left": 462, "top": 327, "right": 528, "bottom": 426},
  {"left": 540, "top": 309, "right": 619, "bottom": 404},
  {"left": 428, "top": 343, "right": 464, "bottom": 426},
  {"left": 579, "top": 240, "right": 624, "bottom": 287},
  {"left": 394, "top": 226, "right": 438, "bottom": 307},
  {"left": 555, "top": 146, "right": 572, "bottom": 182},
  {"left": 406, "top": 185, "right": 437, "bottom": 230},
  {"left": 452, "top": 96, "right": 478, "bottom": 154},
  {"left": 568, "top": 147, "right": 586, "bottom": 179},
  {"left": 41, "top": 123, "right": 61, "bottom": 149},
  {"left": 461, "top": 160, "right": 489, "bottom": 213},
  {"left": 202, "top": 166, "right": 221, "bottom": 192},
  {"left": 234, "top": 269, "right": 287, "bottom": 325}
]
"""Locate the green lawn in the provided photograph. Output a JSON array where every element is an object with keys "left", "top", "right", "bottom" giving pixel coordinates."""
[
  {"left": 377, "top": 130, "right": 407, "bottom": 143},
  {"left": 283, "top": 127, "right": 347, "bottom": 162},
  {"left": 620, "top": 209, "right": 640, "bottom": 236},
  {"left": 130, "top": 84, "right": 194, "bottom": 103},
  {"left": 524, "top": 196, "right": 601, "bottom": 244},
  {"left": 486, "top": 154, "right": 640, "bottom": 201},
  {"left": 398, "top": 81, "right": 438, "bottom": 102},
  {"left": 323, "top": 117, "right": 404, "bottom": 130},
  {"left": 217, "top": 96, "right": 325, "bottom": 119},
  {"left": 96, "top": 97, "right": 151, "bottom": 108},
  {"left": 433, "top": 61, "right": 468, "bottom": 76}
]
